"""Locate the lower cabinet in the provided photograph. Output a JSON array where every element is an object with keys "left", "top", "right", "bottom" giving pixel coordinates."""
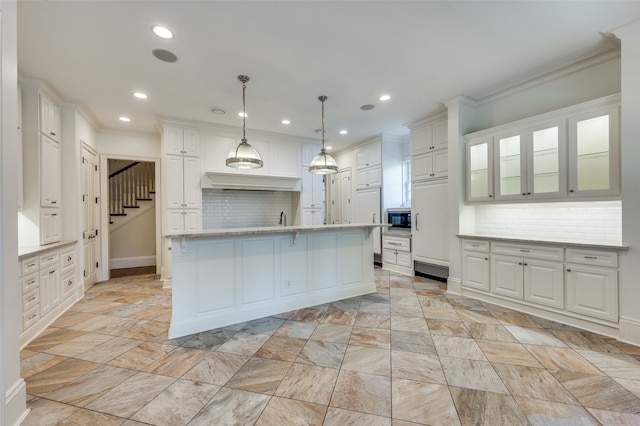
[
  {"left": 461, "top": 238, "right": 620, "bottom": 327},
  {"left": 382, "top": 233, "right": 412, "bottom": 275},
  {"left": 19, "top": 243, "right": 78, "bottom": 346},
  {"left": 167, "top": 209, "right": 201, "bottom": 232},
  {"left": 302, "top": 209, "right": 324, "bottom": 226}
]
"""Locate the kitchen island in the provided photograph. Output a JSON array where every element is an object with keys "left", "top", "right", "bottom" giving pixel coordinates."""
[{"left": 166, "top": 224, "right": 381, "bottom": 338}]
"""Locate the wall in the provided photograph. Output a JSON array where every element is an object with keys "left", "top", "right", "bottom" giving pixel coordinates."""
[
  {"left": 202, "top": 189, "right": 292, "bottom": 228},
  {"left": 614, "top": 19, "right": 640, "bottom": 345},
  {"left": 109, "top": 207, "right": 156, "bottom": 268},
  {"left": 96, "top": 130, "right": 160, "bottom": 158},
  {"left": 1, "top": 1, "right": 27, "bottom": 424}
]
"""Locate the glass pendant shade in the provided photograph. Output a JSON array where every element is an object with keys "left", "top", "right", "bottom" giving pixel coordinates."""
[
  {"left": 226, "top": 139, "right": 263, "bottom": 169},
  {"left": 226, "top": 75, "right": 263, "bottom": 169},
  {"left": 309, "top": 95, "right": 338, "bottom": 175},
  {"left": 309, "top": 149, "right": 338, "bottom": 174}
]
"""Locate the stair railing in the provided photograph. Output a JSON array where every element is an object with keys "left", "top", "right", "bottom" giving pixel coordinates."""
[{"left": 109, "top": 162, "right": 155, "bottom": 217}]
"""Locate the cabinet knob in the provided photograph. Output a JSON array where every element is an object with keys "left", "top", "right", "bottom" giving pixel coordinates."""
[
  {"left": 522, "top": 193, "right": 526, "bottom": 196},
  {"left": 50, "top": 132, "right": 56, "bottom": 136},
  {"left": 566, "top": 269, "right": 572, "bottom": 272},
  {"left": 518, "top": 262, "right": 523, "bottom": 265},
  {"left": 489, "top": 194, "right": 493, "bottom": 198},
  {"left": 67, "top": 256, "right": 72, "bottom": 261},
  {"left": 569, "top": 189, "right": 574, "bottom": 193},
  {"left": 484, "top": 257, "right": 488, "bottom": 261}
]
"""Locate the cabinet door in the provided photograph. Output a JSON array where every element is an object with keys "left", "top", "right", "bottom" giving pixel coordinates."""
[
  {"left": 527, "top": 122, "right": 566, "bottom": 199},
  {"left": 490, "top": 254, "right": 523, "bottom": 299},
  {"left": 410, "top": 123, "right": 433, "bottom": 156},
  {"left": 466, "top": 138, "right": 494, "bottom": 201},
  {"left": 462, "top": 251, "right": 490, "bottom": 291},
  {"left": 356, "top": 142, "right": 381, "bottom": 169},
  {"left": 40, "top": 94, "right": 60, "bottom": 141},
  {"left": 566, "top": 264, "right": 618, "bottom": 321},
  {"left": 184, "top": 210, "right": 202, "bottom": 231},
  {"left": 432, "top": 150, "right": 448, "bottom": 178},
  {"left": 167, "top": 209, "right": 186, "bottom": 232},
  {"left": 40, "top": 265, "right": 60, "bottom": 316},
  {"left": 433, "top": 119, "right": 448, "bottom": 151},
  {"left": 411, "top": 181, "right": 448, "bottom": 266},
  {"left": 568, "top": 107, "right": 620, "bottom": 197},
  {"left": 302, "top": 144, "right": 320, "bottom": 166},
  {"left": 396, "top": 251, "right": 412, "bottom": 268},
  {"left": 354, "top": 188, "right": 381, "bottom": 255},
  {"left": 302, "top": 210, "right": 325, "bottom": 226},
  {"left": 523, "top": 259, "right": 564, "bottom": 309},
  {"left": 60, "top": 271, "right": 75, "bottom": 301},
  {"left": 183, "top": 128, "right": 201, "bottom": 157},
  {"left": 383, "top": 249, "right": 397, "bottom": 265},
  {"left": 494, "top": 132, "right": 527, "bottom": 200},
  {"left": 40, "top": 135, "right": 61, "bottom": 207},
  {"left": 40, "top": 208, "right": 61, "bottom": 245},
  {"left": 183, "top": 156, "right": 202, "bottom": 209},
  {"left": 165, "top": 126, "right": 185, "bottom": 155},
  {"left": 165, "top": 155, "right": 185, "bottom": 209},
  {"left": 411, "top": 153, "right": 434, "bottom": 181},
  {"left": 302, "top": 171, "right": 323, "bottom": 209}
]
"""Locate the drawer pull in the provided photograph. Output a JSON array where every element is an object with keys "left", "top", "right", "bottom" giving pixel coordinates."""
[
  {"left": 471, "top": 244, "right": 479, "bottom": 247},
  {"left": 26, "top": 263, "right": 36, "bottom": 267},
  {"left": 520, "top": 249, "right": 530, "bottom": 253},
  {"left": 27, "top": 296, "right": 36, "bottom": 302},
  {"left": 388, "top": 242, "right": 402, "bottom": 246},
  {"left": 28, "top": 314, "right": 37, "bottom": 320},
  {"left": 67, "top": 256, "right": 72, "bottom": 262},
  {"left": 49, "top": 270, "right": 55, "bottom": 274},
  {"left": 27, "top": 280, "right": 36, "bottom": 285},
  {"left": 567, "top": 269, "right": 572, "bottom": 272},
  {"left": 584, "top": 255, "right": 598, "bottom": 260},
  {"left": 67, "top": 280, "right": 73, "bottom": 286}
]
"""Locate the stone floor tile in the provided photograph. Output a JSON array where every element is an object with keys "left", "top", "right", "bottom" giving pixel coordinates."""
[
  {"left": 451, "top": 387, "right": 528, "bottom": 426},
  {"left": 225, "top": 357, "right": 291, "bottom": 395},
  {"left": 188, "top": 387, "right": 270, "bottom": 426},
  {"left": 341, "top": 345, "right": 390, "bottom": 376},
  {"left": 275, "top": 363, "right": 339, "bottom": 405},
  {"left": 330, "top": 370, "right": 391, "bottom": 417},
  {"left": 392, "top": 378, "right": 459, "bottom": 425},
  {"left": 181, "top": 351, "right": 249, "bottom": 386},
  {"left": 255, "top": 396, "right": 327, "bottom": 426},
  {"left": 515, "top": 396, "right": 600, "bottom": 425}
]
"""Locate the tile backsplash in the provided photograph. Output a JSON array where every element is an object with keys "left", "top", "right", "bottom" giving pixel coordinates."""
[
  {"left": 474, "top": 200, "right": 622, "bottom": 244},
  {"left": 202, "top": 189, "right": 293, "bottom": 229}
]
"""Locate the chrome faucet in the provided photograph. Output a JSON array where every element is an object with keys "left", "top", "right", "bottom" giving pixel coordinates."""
[{"left": 279, "top": 211, "right": 287, "bottom": 226}]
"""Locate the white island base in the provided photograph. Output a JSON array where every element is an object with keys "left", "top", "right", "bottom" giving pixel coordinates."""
[{"left": 167, "top": 224, "right": 379, "bottom": 338}]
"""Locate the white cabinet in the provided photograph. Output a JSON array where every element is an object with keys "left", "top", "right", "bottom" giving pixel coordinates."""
[
  {"left": 412, "top": 150, "right": 448, "bottom": 181},
  {"left": 491, "top": 243, "right": 564, "bottom": 309},
  {"left": 493, "top": 121, "right": 567, "bottom": 201},
  {"left": 40, "top": 134, "right": 61, "bottom": 207},
  {"left": 462, "top": 239, "right": 490, "bottom": 291},
  {"left": 355, "top": 188, "right": 381, "bottom": 255},
  {"left": 302, "top": 210, "right": 324, "bottom": 226},
  {"left": 411, "top": 180, "right": 448, "bottom": 267},
  {"left": 382, "top": 233, "right": 412, "bottom": 275},
  {"left": 410, "top": 118, "right": 447, "bottom": 156},
  {"left": 565, "top": 248, "right": 618, "bottom": 321},
  {"left": 163, "top": 125, "right": 202, "bottom": 233},
  {"left": 40, "top": 208, "right": 62, "bottom": 245},
  {"left": 39, "top": 93, "right": 61, "bottom": 142},
  {"left": 330, "top": 169, "right": 351, "bottom": 224},
  {"left": 302, "top": 170, "right": 324, "bottom": 209},
  {"left": 38, "top": 251, "right": 60, "bottom": 316},
  {"left": 302, "top": 144, "right": 320, "bottom": 166},
  {"left": 60, "top": 245, "right": 76, "bottom": 301},
  {"left": 356, "top": 164, "right": 382, "bottom": 190},
  {"left": 568, "top": 106, "right": 620, "bottom": 197},
  {"left": 272, "top": 143, "right": 300, "bottom": 177},
  {"left": 466, "top": 137, "right": 494, "bottom": 202},
  {"left": 465, "top": 95, "right": 620, "bottom": 203},
  {"left": 356, "top": 141, "right": 382, "bottom": 169}
]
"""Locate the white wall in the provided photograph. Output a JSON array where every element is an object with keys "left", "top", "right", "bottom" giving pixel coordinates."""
[
  {"left": 1, "top": 1, "right": 27, "bottom": 424},
  {"left": 109, "top": 207, "right": 156, "bottom": 267},
  {"left": 614, "top": 19, "right": 640, "bottom": 345},
  {"left": 96, "top": 130, "right": 160, "bottom": 158}
]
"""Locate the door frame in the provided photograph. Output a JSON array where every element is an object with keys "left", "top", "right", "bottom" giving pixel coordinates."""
[
  {"left": 98, "top": 153, "right": 161, "bottom": 281},
  {"left": 81, "top": 142, "right": 99, "bottom": 291}
]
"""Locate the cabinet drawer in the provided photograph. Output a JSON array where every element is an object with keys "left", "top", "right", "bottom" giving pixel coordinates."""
[
  {"left": 23, "top": 288, "right": 39, "bottom": 312},
  {"left": 492, "top": 243, "right": 563, "bottom": 261},
  {"left": 60, "top": 247, "right": 75, "bottom": 269},
  {"left": 21, "top": 256, "right": 39, "bottom": 276},
  {"left": 566, "top": 248, "right": 617, "bottom": 268},
  {"left": 462, "top": 239, "right": 489, "bottom": 253},
  {"left": 39, "top": 250, "right": 60, "bottom": 270},
  {"left": 23, "top": 305, "right": 40, "bottom": 331},
  {"left": 61, "top": 271, "right": 76, "bottom": 300},
  {"left": 382, "top": 236, "right": 411, "bottom": 252},
  {"left": 22, "top": 273, "right": 39, "bottom": 294}
]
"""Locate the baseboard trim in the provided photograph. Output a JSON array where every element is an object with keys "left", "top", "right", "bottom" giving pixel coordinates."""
[
  {"left": 110, "top": 255, "right": 156, "bottom": 269},
  {"left": 5, "top": 378, "right": 27, "bottom": 426},
  {"left": 619, "top": 316, "right": 640, "bottom": 346}
]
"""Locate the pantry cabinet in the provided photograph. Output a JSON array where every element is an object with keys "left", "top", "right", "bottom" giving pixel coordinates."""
[
  {"left": 411, "top": 180, "right": 448, "bottom": 267},
  {"left": 40, "top": 134, "right": 61, "bottom": 207}
]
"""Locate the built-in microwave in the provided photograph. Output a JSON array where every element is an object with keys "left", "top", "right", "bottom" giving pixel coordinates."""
[{"left": 387, "top": 208, "right": 411, "bottom": 228}]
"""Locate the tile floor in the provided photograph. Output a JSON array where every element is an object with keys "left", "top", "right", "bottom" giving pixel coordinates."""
[{"left": 20, "top": 268, "right": 640, "bottom": 425}]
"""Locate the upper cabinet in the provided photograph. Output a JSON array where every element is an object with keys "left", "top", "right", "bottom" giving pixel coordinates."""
[
  {"left": 356, "top": 141, "right": 382, "bottom": 169},
  {"left": 568, "top": 107, "right": 620, "bottom": 197},
  {"left": 165, "top": 126, "right": 200, "bottom": 157},
  {"left": 39, "top": 93, "right": 61, "bottom": 142},
  {"left": 410, "top": 118, "right": 447, "bottom": 156},
  {"left": 465, "top": 94, "right": 620, "bottom": 203},
  {"left": 408, "top": 115, "right": 448, "bottom": 183}
]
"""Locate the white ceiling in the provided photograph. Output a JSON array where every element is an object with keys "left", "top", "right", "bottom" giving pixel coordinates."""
[{"left": 17, "top": 1, "right": 640, "bottom": 151}]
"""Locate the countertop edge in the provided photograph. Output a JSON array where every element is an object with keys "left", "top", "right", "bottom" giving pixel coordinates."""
[
  {"left": 165, "top": 223, "right": 387, "bottom": 239},
  {"left": 19, "top": 240, "right": 78, "bottom": 260},
  {"left": 457, "top": 234, "right": 628, "bottom": 250}
]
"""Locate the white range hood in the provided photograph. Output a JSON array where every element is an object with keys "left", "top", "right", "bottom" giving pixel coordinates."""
[{"left": 205, "top": 171, "right": 301, "bottom": 191}]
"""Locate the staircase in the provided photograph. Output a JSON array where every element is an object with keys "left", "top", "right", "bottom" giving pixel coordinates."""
[{"left": 109, "top": 161, "right": 155, "bottom": 230}]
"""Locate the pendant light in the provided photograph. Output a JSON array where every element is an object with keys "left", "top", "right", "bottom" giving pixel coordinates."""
[
  {"left": 309, "top": 95, "right": 338, "bottom": 174},
  {"left": 226, "top": 75, "right": 263, "bottom": 169}
]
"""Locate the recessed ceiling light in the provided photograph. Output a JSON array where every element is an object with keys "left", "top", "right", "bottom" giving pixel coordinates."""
[
  {"left": 339, "top": 129, "right": 348, "bottom": 135},
  {"left": 152, "top": 49, "right": 178, "bottom": 63},
  {"left": 360, "top": 104, "right": 375, "bottom": 111},
  {"left": 119, "top": 116, "right": 131, "bottom": 122},
  {"left": 379, "top": 94, "right": 391, "bottom": 101},
  {"left": 133, "top": 92, "right": 148, "bottom": 99},
  {"left": 210, "top": 108, "right": 225, "bottom": 115},
  {"left": 326, "top": 146, "right": 333, "bottom": 150},
  {"left": 238, "top": 112, "right": 248, "bottom": 118},
  {"left": 152, "top": 25, "right": 174, "bottom": 39},
  {"left": 281, "top": 119, "right": 291, "bottom": 125}
]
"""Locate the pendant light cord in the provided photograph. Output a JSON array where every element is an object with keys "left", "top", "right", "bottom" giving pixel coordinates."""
[{"left": 242, "top": 79, "right": 247, "bottom": 143}]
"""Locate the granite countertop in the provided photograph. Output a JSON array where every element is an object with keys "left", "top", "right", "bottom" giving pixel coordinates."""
[
  {"left": 19, "top": 240, "right": 77, "bottom": 261},
  {"left": 383, "top": 228, "right": 412, "bottom": 237},
  {"left": 457, "top": 234, "right": 627, "bottom": 250},
  {"left": 165, "top": 223, "right": 388, "bottom": 239}
]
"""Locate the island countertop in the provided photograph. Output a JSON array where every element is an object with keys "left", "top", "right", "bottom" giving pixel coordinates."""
[{"left": 165, "top": 223, "right": 386, "bottom": 239}]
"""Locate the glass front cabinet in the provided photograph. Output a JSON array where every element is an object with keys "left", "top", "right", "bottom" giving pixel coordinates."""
[{"left": 465, "top": 95, "right": 620, "bottom": 203}]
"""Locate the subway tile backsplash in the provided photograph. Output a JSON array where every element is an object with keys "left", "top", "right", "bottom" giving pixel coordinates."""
[
  {"left": 202, "top": 189, "right": 292, "bottom": 229},
  {"left": 474, "top": 201, "right": 622, "bottom": 244}
]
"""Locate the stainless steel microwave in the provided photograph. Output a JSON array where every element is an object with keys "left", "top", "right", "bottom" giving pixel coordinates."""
[{"left": 387, "top": 208, "right": 411, "bottom": 228}]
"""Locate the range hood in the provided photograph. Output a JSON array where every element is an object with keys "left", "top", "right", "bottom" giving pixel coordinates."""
[{"left": 205, "top": 171, "right": 301, "bottom": 191}]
